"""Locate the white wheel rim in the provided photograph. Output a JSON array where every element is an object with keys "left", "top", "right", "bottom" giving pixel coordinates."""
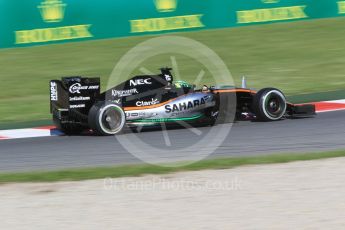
[
  {"left": 98, "top": 104, "right": 126, "bottom": 135},
  {"left": 261, "top": 90, "right": 286, "bottom": 120}
]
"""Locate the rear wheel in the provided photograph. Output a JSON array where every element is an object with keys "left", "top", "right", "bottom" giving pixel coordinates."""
[
  {"left": 253, "top": 88, "right": 287, "bottom": 121},
  {"left": 88, "top": 102, "right": 126, "bottom": 135}
]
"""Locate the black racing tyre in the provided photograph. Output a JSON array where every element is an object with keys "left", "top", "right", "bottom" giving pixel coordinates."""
[
  {"left": 88, "top": 101, "right": 126, "bottom": 136},
  {"left": 53, "top": 115, "right": 84, "bottom": 135},
  {"left": 253, "top": 88, "right": 287, "bottom": 121}
]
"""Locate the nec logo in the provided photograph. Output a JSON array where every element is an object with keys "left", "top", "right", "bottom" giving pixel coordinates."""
[{"left": 129, "top": 78, "right": 152, "bottom": 86}]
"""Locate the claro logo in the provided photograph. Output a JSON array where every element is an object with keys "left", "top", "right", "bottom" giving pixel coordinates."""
[
  {"left": 136, "top": 98, "right": 159, "bottom": 106},
  {"left": 129, "top": 78, "right": 152, "bottom": 86}
]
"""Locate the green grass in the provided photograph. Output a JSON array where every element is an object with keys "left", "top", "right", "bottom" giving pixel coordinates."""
[
  {"left": 1, "top": 17, "right": 345, "bottom": 124},
  {"left": 1, "top": 150, "right": 344, "bottom": 183}
]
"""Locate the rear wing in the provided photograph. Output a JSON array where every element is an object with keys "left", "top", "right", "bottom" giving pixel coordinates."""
[{"left": 50, "top": 77, "right": 100, "bottom": 116}]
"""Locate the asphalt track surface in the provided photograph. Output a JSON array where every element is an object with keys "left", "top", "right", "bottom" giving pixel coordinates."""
[{"left": 0, "top": 110, "right": 344, "bottom": 172}]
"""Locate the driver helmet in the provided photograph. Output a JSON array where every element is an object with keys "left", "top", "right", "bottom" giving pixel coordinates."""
[{"left": 174, "top": 80, "right": 194, "bottom": 90}]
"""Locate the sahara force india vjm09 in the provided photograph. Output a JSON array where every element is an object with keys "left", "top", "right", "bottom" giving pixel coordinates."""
[{"left": 49, "top": 68, "right": 315, "bottom": 135}]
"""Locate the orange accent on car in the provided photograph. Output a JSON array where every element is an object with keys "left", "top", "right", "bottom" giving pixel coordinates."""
[{"left": 213, "top": 89, "right": 256, "bottom": 94}]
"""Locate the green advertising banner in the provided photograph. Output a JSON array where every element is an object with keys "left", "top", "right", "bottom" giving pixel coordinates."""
[{"left": 0, "top": 0, "right": 344, "bottom": 49}]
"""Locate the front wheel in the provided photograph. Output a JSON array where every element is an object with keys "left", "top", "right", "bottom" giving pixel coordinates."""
[
  {"left": 88, "top": 102, "right": 126, "bottom": 136},
  {"left": 253, "top": 88, "right": 287, "bottom": 121}
]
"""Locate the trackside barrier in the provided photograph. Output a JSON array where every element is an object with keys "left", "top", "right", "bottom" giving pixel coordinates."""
[{"left": 0, "top": 0, "right": 344, "bottom": 48}]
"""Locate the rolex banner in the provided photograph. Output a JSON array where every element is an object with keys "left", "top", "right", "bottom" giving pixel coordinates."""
[{"left": 0, "top": 0, "right": 343, "bottom": 48}]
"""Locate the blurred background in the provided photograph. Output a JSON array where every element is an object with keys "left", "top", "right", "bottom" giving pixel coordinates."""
[{"left": 1, "top": 0, "right": 345, "bottom": 126}]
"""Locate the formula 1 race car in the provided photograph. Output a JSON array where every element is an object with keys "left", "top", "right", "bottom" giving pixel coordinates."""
[{"left": 50, "top": 68, "right": 315, "bottom": 135}]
